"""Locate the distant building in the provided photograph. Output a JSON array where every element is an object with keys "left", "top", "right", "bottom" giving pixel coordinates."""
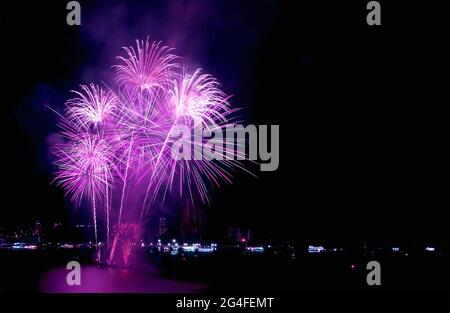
[
  {"left": 181, "top": 200, "right": 203, "bottom": 242},
  {"left": 228, "top": 227, "right": 252, "bottom": 243},
  {"left": 35, "top": 221, "right": 41, "bottom": 235},
  {"left": 34, "top": 221, "right": 42, "bottom": 244},
  {"left": 158, "top": 217, "right": 167, "bottom": 237}
]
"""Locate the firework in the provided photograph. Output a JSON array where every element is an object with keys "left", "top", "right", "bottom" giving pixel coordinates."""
[
  {"left": 115, "top": 37, "right": 178, "bottom": 94},
  {"left": 51, "top": 38, "right": 248, "bottom": 264},
  {"left": 66, "top": 84, "right": 117, "bottom": 129},
  {"left": 53, "top": 133, "right": 115, "bottom": 259},
  {"left": 53, "top": 134, "right": 114, "bottom": 204}
]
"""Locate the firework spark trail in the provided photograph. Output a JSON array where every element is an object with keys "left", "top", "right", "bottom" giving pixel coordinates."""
[
  {"left": 51, "top": 37, "right": 251, "bottom": 264},
  {"left": 106, "top": 182, "right": 110, "bottom": 245},
  {"left": 91, "top": 188, "right": 99, "bottom": 261},
  {"left": 118, "top": 134, "right": 134, "bottom": 225}
]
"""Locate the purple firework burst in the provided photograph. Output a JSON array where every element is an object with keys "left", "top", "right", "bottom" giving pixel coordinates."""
[{"left": 51, "top": 37, "right": 248, "bottom": 262}]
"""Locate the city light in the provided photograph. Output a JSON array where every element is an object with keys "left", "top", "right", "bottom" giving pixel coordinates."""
[
  {"left": 245, "top": 246, "right": 265, "bottom": 253},
  {"left": 308, "top": 245, "right": 325, "bottom": 254}
]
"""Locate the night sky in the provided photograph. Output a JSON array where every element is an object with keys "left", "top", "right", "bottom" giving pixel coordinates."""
[{"left": 0, "top": 1, "right": 447, "bottom": 245}]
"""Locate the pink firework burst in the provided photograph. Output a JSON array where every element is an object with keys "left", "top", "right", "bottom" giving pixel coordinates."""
[
  {"left": 114, "top": 37, "right": 178, "bottom": 94},
  {"left": 50, "top": 37, "right": 252, "bottom": 263},
  {"left": 169, "top": 68, "right": 231, "bottom": 128},
  {"left": 65, "top": 84, "right": 117, "bottom": 129},
  {"left": 53, "top": 134, "right": 115, "bottom": 203}
]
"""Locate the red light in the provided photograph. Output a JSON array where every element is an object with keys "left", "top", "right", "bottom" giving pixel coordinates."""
[{"left": 351, "top": 264, "right": 356, "bottom": 270}]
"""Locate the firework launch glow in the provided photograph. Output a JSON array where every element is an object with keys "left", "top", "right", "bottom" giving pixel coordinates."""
[{"left": 50, "top": 37, "right": 247, "bottom": 263}]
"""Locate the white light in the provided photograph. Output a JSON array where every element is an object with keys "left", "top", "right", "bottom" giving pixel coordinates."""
[
  {"left": 245, "top": 246, "right": 264, "bottom": 253},
  {"left": 308, "top": 245, "right": 325, "bottom": 253},
  {"left": 425, "top": 247, "right": 435, "bottom": 252},
  {"left": 198, "top": 247, "right": 214, "bottom": 253},
  {"left": 183, "top": 246, "right": 196, "bottom": 252}
]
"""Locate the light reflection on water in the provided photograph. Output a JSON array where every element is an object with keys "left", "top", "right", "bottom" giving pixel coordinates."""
[{"left": 39, "top": 265, "right": 207, "bottom": 293}]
